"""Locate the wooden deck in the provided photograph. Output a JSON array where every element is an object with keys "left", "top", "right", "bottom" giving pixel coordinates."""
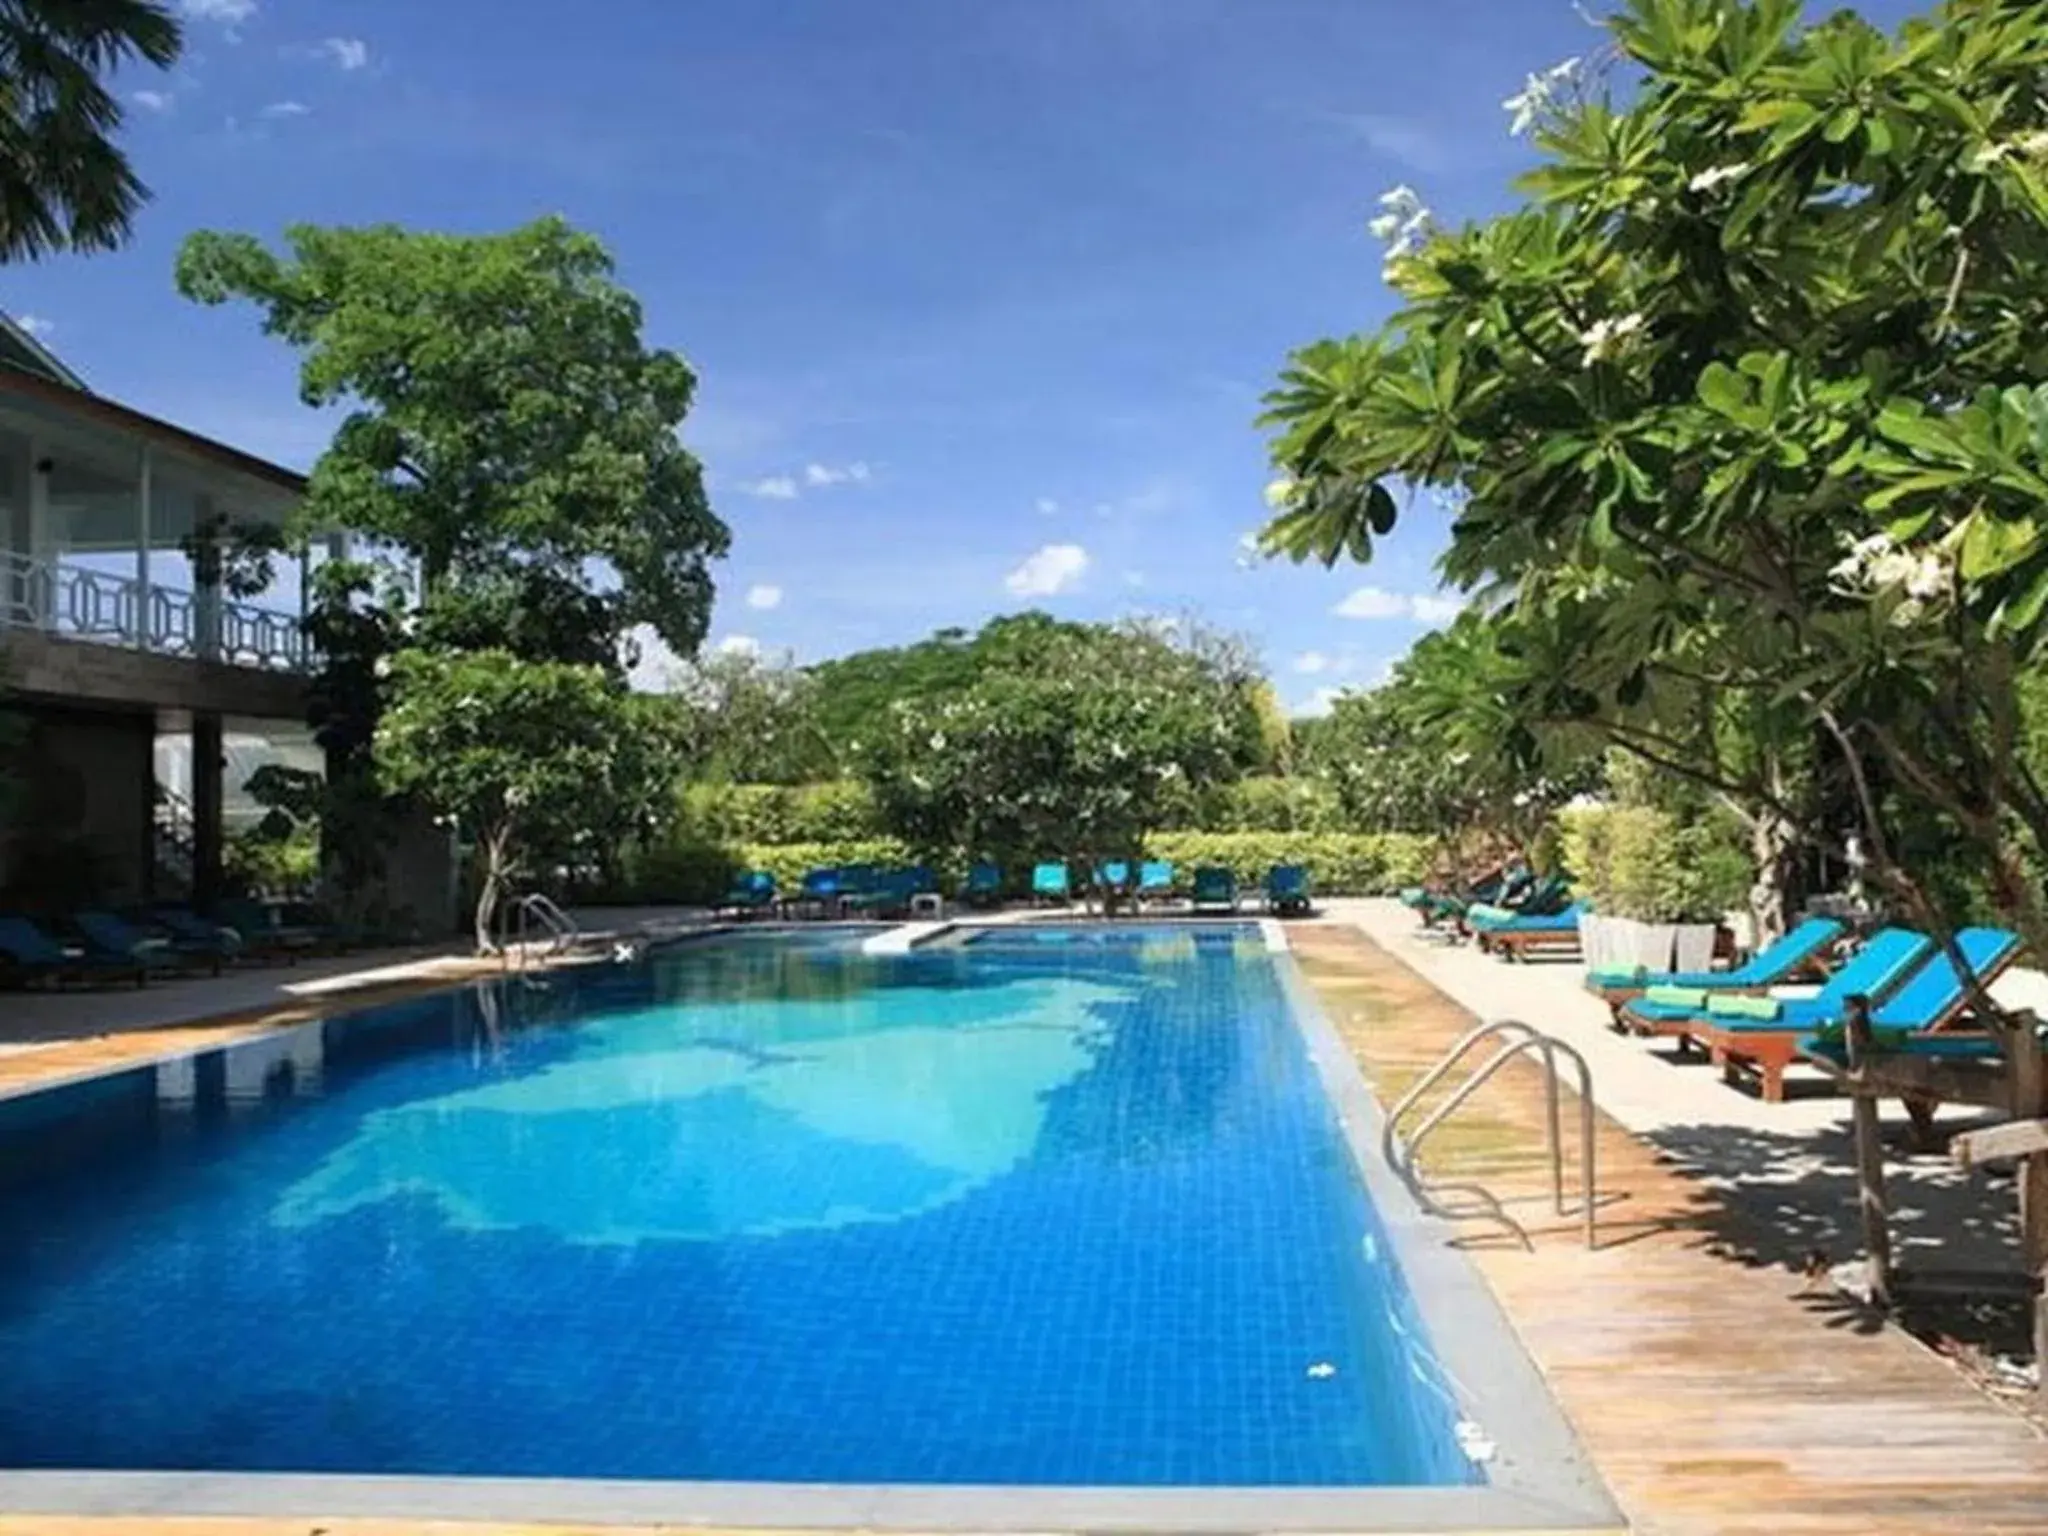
[{"left": 1288, "top": 922, "right": 2048, "bottom": 1536}]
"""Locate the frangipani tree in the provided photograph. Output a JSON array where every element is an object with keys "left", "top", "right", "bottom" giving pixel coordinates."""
[
  {"left": 376, "top": 650, "right": 679, "bottom": 951},
  {"left": 1262, "top": 0, "right": 2048, "bottom": 973},
  {"left": 1317, "top": 614, "right": 1601, "bottom": 873},
  {"left": 859, "top": 619, "right": 1263, "bottom": 890}
]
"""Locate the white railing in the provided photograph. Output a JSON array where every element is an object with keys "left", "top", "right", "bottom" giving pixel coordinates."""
[{"left": 0, "top": 548, "right": 312, "bottom": 673}]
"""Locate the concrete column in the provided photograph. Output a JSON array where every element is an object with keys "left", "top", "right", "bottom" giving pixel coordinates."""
[
  {"left": 135, "top": 447, "right": 153, "bottom": 651},
  {"left": 25, "top": 438, "right": 49, "bottom": 630},
  {"left": 191, "top": 711, "right": 225, "bottom": 912},
  {"left": 139, "top": 713, "right": 159, "bottom": 902},
  {"left": 193, "top": 494, "right": 221, "bottom": 662}
]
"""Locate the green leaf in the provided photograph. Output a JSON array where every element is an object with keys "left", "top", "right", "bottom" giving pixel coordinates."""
[
  {"left": 1696, "top": 362, "right": 1750, "bottom": 418},
  {"left": 1958, "top": 510, "right": 2044, "bottom": 581},
  {"left": 1366, "top": 481, "right": 1399, "bottom": 536}
]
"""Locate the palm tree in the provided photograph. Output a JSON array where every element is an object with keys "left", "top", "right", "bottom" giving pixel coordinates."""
[{"left": 0, "top": 0, "right": 181, "bottom": 262}]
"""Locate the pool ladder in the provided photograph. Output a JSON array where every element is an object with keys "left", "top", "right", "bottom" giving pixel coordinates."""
[
  {"left": 1383, "top": 1019, "right": 1598, "bottom": 1250},
  {"left": 504, "top": 891, "right": 581, "bottom": 966}
]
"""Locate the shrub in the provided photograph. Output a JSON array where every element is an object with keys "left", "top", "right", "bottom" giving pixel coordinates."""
[
  {"left": 1139, "top": 831, "right": 1429, "bottom": 895},
  {"left": 1560, "top": 805, "right": 1751, "bottom": 923},
  {"left": 676, "top": 780, "right": 884, "bottom": 844}
]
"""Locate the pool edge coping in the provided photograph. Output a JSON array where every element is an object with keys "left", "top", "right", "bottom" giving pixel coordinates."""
[{"left": 0, "top": 919, "right": 1627, "bottom": 1535}]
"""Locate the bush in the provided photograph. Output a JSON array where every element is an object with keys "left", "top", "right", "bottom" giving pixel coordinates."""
[
  {"left": 1139, "top": 831, "right": 1429, "bottom": 895},
  {"left": 1560, "top": 805, "right": 1750, "bottom": 922},
  {"left": 609, "top": 834, "right": 914, "bottom": 905},
  {"left": 677, "top": 781, "right": 884, "bottom": 844}
]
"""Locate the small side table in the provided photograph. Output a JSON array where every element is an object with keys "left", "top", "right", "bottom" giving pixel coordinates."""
[{"left": 909, "top": 892, "right": 945, "bottom": 920}]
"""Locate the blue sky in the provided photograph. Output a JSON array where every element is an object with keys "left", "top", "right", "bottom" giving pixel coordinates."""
[{"left": 4, "top": 0, "right": 1922, "bottom": 713}]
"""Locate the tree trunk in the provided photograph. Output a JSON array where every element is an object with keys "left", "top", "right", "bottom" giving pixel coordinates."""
[
  {"left": 473, "top": 824, "right": 511, "bottom": 955},
  {"left": 1747, "top": 807, "right": 1796, "bottom": 943}
]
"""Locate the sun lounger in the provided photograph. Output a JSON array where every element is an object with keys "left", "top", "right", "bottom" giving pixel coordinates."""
[
  {"left": 1586, "top": 915, "right": 1846, "bottom": 1013},
  {"left": 1032, "top": 862, "right": 1072, "bottom": 905},
  {"left": 1138, "top": 861, "right": 1176, "bottom": 904},
  {"left": 1191, "top": 865, "right": 1239, "bottom": 913},
  {"left": 1709, "top": 926, "right": 2022, "bottom": 1101},
  {"left": 0, "top": 914, "right": 145, "bottom": 989},
  {"left": 962, "top": 863, "right": 1004, "bottom": 909},
  {"left": 722, "top": 870, "right": 778, "bottom": 920},
  {"left": 1264, "top": 864, "right": 1312, "bottom": 917},
  {"left": 73, "top": 909, "right": 210, "bottom": 977},
  {"left": 1471, "top": 897, "right": 1587, "bottom": 959},
  {"left": 1618, "top": 926, "right": 1931, "bottom": 1065}
]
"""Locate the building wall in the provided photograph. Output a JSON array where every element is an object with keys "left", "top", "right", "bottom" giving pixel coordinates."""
[{"left": 0, "top": 701, "right": 153, "bottom": 910}]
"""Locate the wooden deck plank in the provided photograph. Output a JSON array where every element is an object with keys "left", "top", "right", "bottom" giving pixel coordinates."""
[{"left": 1288, "top": 922, "right": 2048, "bottom": 1536}]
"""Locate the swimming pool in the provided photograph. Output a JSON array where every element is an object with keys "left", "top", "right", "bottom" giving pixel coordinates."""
[{"left": 0, "top": 922, "right": 1615, "bottom": 1529}]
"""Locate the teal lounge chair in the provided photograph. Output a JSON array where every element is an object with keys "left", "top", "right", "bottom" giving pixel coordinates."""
[
  {"left": 795, "top": 866, "right": 843, "bottom": 918},
  {"left": 1469, "top": 897, "right": 1587, "bottom": 959},
  {"left": 1138, "top": 861, "right": 1176, "bottom": 904},
  {"left": 1423, "top": 866, "right": 1531, "bottom": 927},
  {"left": 1265, "top": 864, "right": 1312, "bottom": 917},
  {"left": 722, "top": 869, "right": 779, "bottom": 919},
  {"left": 1587, "top": 915, "right": 1846, "bottom": 1011},
  {"left": 1032, "top": 862, "right": 1072, "bottom": 905},
  {"left": 213, "top": 897, "right": 326, "bottom": 960},
  {"left": 150, "top": 907, "right": 247, "bottom": 964},
  {"left": 1191, "top": 865, "right": 1239, "bottom": 913},
  {"left": 962, "top": 863, "right": 1004, "bottom": 908},
  {"left": 73, "top": 910, "right": 206, "bottom": 977},
  {"left": 1094, "top": 861, "right": 1133, "bottom": 898},
  {"left": 0, "top": 915, "right": 145, "bottom": 989},
  {"left": 1708, "top": 926, "right": 2022, "bottom": 1102}
]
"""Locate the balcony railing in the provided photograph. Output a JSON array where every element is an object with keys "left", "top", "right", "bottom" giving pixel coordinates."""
[{"left": 0, "top": 549, "right": 312, "bottom": 673}]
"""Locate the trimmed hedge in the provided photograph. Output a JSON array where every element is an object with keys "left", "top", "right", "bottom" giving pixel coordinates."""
[
  {"left": 1144, "top": 831, "right": 1431, "bottom": 895},
  {"left": 603, "top": 829, "right": 1429, "bottom": 904},
  {"left": 676, "top": 781, "right": 883, "bottom": 845}
]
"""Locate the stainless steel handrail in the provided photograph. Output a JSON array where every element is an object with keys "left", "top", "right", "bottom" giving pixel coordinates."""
[
  {"left": 1384, "top": 1018, "right": 1598, "bottom": 1249},
  {"left": 502, "top": 891, "right": 580, "bottom": 967}
]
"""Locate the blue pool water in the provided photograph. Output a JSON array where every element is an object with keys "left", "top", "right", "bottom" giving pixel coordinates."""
[{"left": 0, "top": 924, "right": 1475, "bottom": 1487}]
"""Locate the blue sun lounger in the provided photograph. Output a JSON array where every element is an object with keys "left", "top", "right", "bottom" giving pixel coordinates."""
[
  {"left": 1138, "top": 861, "right": 1176, "bottom": 904},
  {"left": 0, "top": 915, "right": 146, "bottom": 989},
  {"left": 1587, "top": 915, "right": 1846, "bottom": 1010},
  {"left": 1032, "top": 862, "right": 1072, "bottom": 904},
  {"left": 1620, "top": 926, "right": 1932, "bottom": 1052},
  {"left": 1707, "top": 926, "right": 2023, "bottom": 1101}
]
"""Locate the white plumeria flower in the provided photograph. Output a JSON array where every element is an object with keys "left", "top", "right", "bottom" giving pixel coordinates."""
[
  {"left": 1502, "top": 56, "right": 1580, "bottom": 137},
  {"left": 1687, "top": 161, "right": 1751, "bottom": 192},
  {"left": 1367, "top": 212, "right": 1403, "bottom": 240},
  {"left": 1264, "top": 475, "right": 1301, "bottom": 509},
  {"left": 1378, "top": 184, "right": 1424, "bottom": 217},
  {"left": 1578, "top": 312, "right": 1646, "bottom": 367}
]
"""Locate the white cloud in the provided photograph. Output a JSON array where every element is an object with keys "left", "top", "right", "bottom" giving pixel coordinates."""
[
  {"left": 1293, "top": 650, "right": 1331, "bottom": 675},
  {"left": 183, "top": 0, "right": 256, "bottom": 20},
  {"left": 132, "top": 90, "right": 173, "bottom": 113},
  {"left": 321, "top": 37, "right": 370, "bottom": 71},
  {"left": 713, "top": 634, "right": 762, "bottom": 659},
  {"left": 1004, "top": 543, "right": 1089, "bottom": 598},
  {"left": 1035, "top": 497, "right": 1060, "bottom": 516},
  {"left": 14, "top": 314, "right": 53, "bottom": 339},
  {"left": 744, "top": 583, "right": 783, "bottom": 611},
  {"left": 740, "top": 475, "right": 799, "bottom": 500},
  {"left": 804, "top": 461, "right": 871, "bottom": 488},
  {"left": 1333, "top": 586, "right": 1412, "bottom": 620},
  {"left": 1333, "top": 586, "right": 1465, "bottom": 623},
  {"left": 260, "top": 100, "right": 310, "bottom": 119}
]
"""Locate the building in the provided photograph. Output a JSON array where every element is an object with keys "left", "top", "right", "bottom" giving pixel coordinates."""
[{"left": 0, "top": 313, "right": 321, "bottom": 914}]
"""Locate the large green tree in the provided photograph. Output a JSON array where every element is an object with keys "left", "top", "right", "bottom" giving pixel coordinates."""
[
  {"left": 858, "top": 618, "right": 1263, "bottom": 888},
  {"left": 1261, "top": 0, "right": 2048, "bottom": 965},
  {"left": 375, "top": 649, "right": 680, "bottom": 951},
  {"left": 0, "top": 0, "right": 180, "bottom": 262},
  {"left": 175, "top": 216, "right": 728, "bottom": 661}
]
